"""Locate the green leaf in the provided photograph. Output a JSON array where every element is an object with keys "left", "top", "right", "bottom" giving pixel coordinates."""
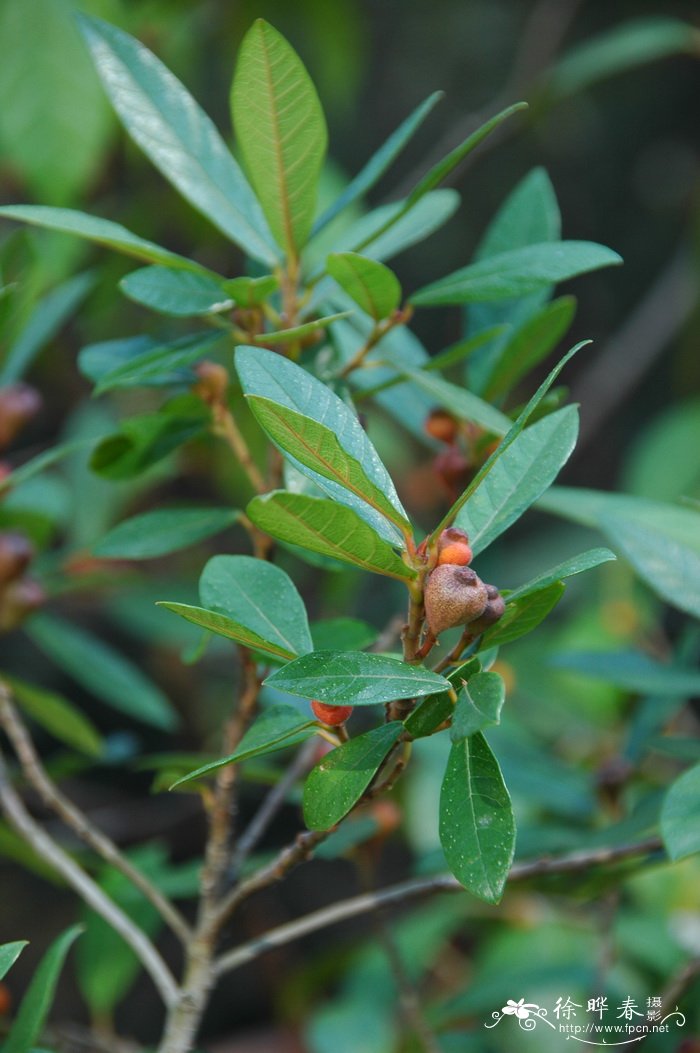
[
  {"left": 94, "top": 507, "right": 239, "bottom": 560},
  {"left": 247, "top": 491, "right": 415, "bottom": 580},
  {"left": 5, "top": 676, "right": 103, "bottom": 757},
  {"left": 0, "top": 205, "right": 204, "bottom": 272},
  {"left": 0, "top": 272, "right": 94, "bottom": 384},
  {"left": 3, "top": 924, "right": 82, "bottom": 1053},
  {"left": 396, "top": 368, "right": 512, "bottom": 436},
  {"left": 0, "top": 0, "right": 112, "bottom": 205},
  {"left": 119, "top": 266, "right": 233, "bottom": 317},
  {"left": 551, "top": 650, "right": 700, "bottom": 697},
  {"left": 90, "top": 402, "right": 207, "bottom": 480},
  {"left": 0, "top": 941, "right": 28, "bottom": 982},
  {"left": 236, "top": 345, "right": 409, "bottom": 544},
  {"left": 200, "top": 554, "right": 313, "bottom": 658},
  {"left": 345, "top": 190, "right": 460, "bottom": 263},
  {"left": 231, "top": 19, "right": 327, "bottom": 255},
  {"left": 156, "top": 603, "right": 296, "bottom": 662},
  {"left": 303, "top": 722, "right": 404, "bottom": 830},
  {"left": 661, "top": 763, "right": 700, "bottom": 861},
  {"left": 456, "top": 406, "right": 579, "bottom": 555},
  {"left": 412, "top": 241, "right": 622, "bottom": 306},
  {"left": 93, "top": 332, "right": 223, "bottom": 395},
  {"left": 547, "top": 18, "right": 700, "bottom": 100},
  {"left": 171, "top": 705, "right": 318, "bottom": 788},
  {"left": 440, "top": 733, "right": 515, "bottom": 902},
  {"left": 311, "top": 91, "right": 443, "bottom": 236},
  {"left": 482, "top": 296, "right": 576, "bottom": 400},
  {"left": 266, "top": 651, "right": 449, "bottom": 706},
  {"left": 311, "top": 619, "right": 377, "bottom": 653},
  {"left": 353, "top": 103, "right": 527, "bottom": 256},
  {"left": 451, "top": 672, "right": 505, "bottom": 740},
  {"left": 247, "top": 397, "right": 410, "bottom": 539},
  {"left": 327, "top": 253, "right": 401, "bottom": 320},
  {"left": 538, "top": 487, "right": 700, "bottom": 619},
  {"left": 27, "top": 614, "right": 177, "bottom": 730},
  {"left": 253, "top": 311, "right": 352, "bottom": 346},
  {"left": 404, "top": 659, "right": 481, "bottom": 740},
  {"left": 78, "top": 15, "right": 277, "bottom": 265},
  {"left": 225, "top": 274, "right": 279, "bottom": 305},
  {"left": 480, "top": 582, "right": 565, "bottom": 648},
  {"left": 0, "top": 440, "right": 95, "bottom": 496},
  {"left": 508, "top": 547, "right": 616, "bottom": 601}
]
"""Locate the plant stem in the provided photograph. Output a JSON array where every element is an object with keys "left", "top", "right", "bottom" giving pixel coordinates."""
[{"left": 211, "top": 403, "right": 266, "bottom": 494}]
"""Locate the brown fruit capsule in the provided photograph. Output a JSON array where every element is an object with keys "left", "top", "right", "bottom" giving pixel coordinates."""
[
  {"left": 424, "top": 409, "right": 458, "bottom": 445},
  {"left": 311, "top": 700, "right": 353, "bottom": 726},
  {"left": 0, "top": 384, "right": 43, "bottom": 449},
  {"left": 0, "top": 533, "right": 34, "bottom": 586},
  {"left": 424, "top": 564, "right": 488, "bottom": 636},
  {"left": 468, "top": 583, "right": 506, "bottom": 633}
]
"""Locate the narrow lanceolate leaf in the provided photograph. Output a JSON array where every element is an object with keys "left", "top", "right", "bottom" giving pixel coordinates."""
[
  {"left": 0, "top": 941, "right": 28, "bottom": 982},
  {"left": 440, "top": 733, "right": 515, "bottom": 903},
  {"left": 253, "top": 311, "right": 352, "bottom": 346},
  {"left": 397, "top": 368, "right": 512, "bottom": 436},
  {"left": 94, "top": 331, "right": 222, "bottom": 395},
  {"left": 451, "top": 672, "right": 505, "bottom": 741},
  {"left": 27, "top": 615, "right": 177, "bottom": 730},
  {"left": 78, "top": 16, "right": 277, "bottom": 264},
  {"left": 94, "top": 507, "right": 239, "bottom": 560},
  {"left": 303, "top": 723, "right": 404, "bottom": 830},
  {"left": 200, "top": 554, "right": 313, "bottom": 658},
  {"left": 508, "top": 548, "right": 616, "bottom": 601},
  {"left": 456, "top": 405, "right": 580, "bottom": 555},
  {"left": 247, "top": 491, "right": 416, "bottom": 580},
  {"left": 327, "top": 253, "right": 401, "bottom": 320},
  {"left": 311, "top": 90, "right": 444, "bottom": 236},
  {"left": 119, "top": 266, "right": 233, "bottom": 317},
  {"left": 480, "top": 582, "right": 565, "bottom": 649},
  {"left": 482, "top": 296, "right": 577, "bottom": 400},
  {"left": 0, "top": 206, "right": 205, "bottom": 272},
  {"left": 156, "top": 603, "right": 296, "bottom": 662},
  {"left": 411, "top": 241, "right": 623, "bottom": 306},
  {"left": 661, "top": 763, "right": 700, "bottom": 862},
  {"left": 6, "top": 676, "right": 103, "bottom": 757},
  {"left": 236, "top": 346, "right": 408, "bottom": 545},
  {"left": 266, "top": 651, "right": 450, "bottom": 706},
  {"left": 231, "top": 19, "right": 327, "bottom": 256},
  {"left": 3, "top": 924, "right": 82, "bottom": 1053},
  {"left": 170, "top": 705, "right": 318, "bottom": 788},
  {"left": 247, "top": 398, "right": 412, "bottom": 538}
]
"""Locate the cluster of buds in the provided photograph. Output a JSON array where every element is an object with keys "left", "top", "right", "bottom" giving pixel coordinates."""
[
  {"left": 0, "top": 533, "right": 45, "bottom": 632},
  {"left": 424, "top": 527, "right": 504, "bottom": 637},
  {"left": 425, "top": 410, "right": 499, "bottom": 502}
]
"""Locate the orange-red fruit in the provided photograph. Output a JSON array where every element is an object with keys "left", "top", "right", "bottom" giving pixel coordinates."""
[
  {"left": 424, "top": 565, "right": 488, "bottom": 636},
  {"left": 311, "top": 700, "right": 353, "bottom": 726},
  {"left": 437, "top": 542, "right": 473, "bottom": 566},
  {"left": 424, "top": 409, "right": 459, "bottom": 445}
]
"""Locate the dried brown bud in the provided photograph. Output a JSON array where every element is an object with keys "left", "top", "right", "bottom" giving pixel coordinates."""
[
  {"left": 434, "top": 446, "right": 470, "bottom": 497},
  {"left": 468, "top": 583, "right": 506, "bottom": 633},
  {"left": 424, "top": 564, "right": 488, "bottom": 636},
  {"left": 0, "top": 384, "right": 43, "bottom": 450},
  {"left": 192, "top": 361, "right": 229, "bottom": 405},
  {"left": 0, "top": 578, "right": 46, "bottom": 632},
  {"left": 0, "top": 533, "right": 34, "bottom": 586}
]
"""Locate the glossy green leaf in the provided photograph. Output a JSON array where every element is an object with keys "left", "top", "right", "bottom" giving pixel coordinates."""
[
  {"left": 5, "top": 676, "right": 103, "bottom": 757},
  {"left": 508, "top": 547, "right": 616, "bottom": 601},
  {"left": 456, "top": 406, "right": 579, "bottom": 555},
  {"left": 0, "top": 941, "right": 28, "bottom": 982},
  {"left": 236, "top": 345, "right": 408, "bottom": 544},
  {"left": 538, "top": 487, "right": 700, "bottom": 619},
  {"left": 3, "top": 924, "right": 82, "bottom": 1053},
  {"left": 94, "top": 507, "right": 239, "bottom": 560},
  {"left": 231, "top": 19, "right": 327, "bottom": 255},
  {"left": 254, "top": 311, "right": 351, "bottom": 345},
  {"left": 404, "top": 659, "right": 481, "bottom": 740},
  {"left": 171, "top": 705, "right": 318, "bottom": 788},
  {"left": 303, "top": 722, "right": 404, "bottom": 830},
  {"left": 90, "top": 400, "right": 208, "bottom": 480},
  {"left": 156, "top": 603, "right": 296, "bottom": 662},
  {"left": 413, "top": 241, "right": 622, "bottom": 306},
  {"left": 79, "top": 335, "right": 160, "bottom": 384},
  {"left": 0, "top": 205, "right": 204, "bottom": 272},
  {"left": 482, "top": 296, "right": 576, "bottom": 400},
  {"left": 1, "top": 272, "right": 94, "bottom": 384},
  {"left": 551, "top": 650, "right": 700, "bottom": 696},
  {"left": 247, "top": 491, "right": 415, "bottom": 580},
  {"left": 480, "top": 582, "right": 565, "bottom": 648},
  {"left": 266, "top": 651, "right": 449, "bottom": 706},
  {"left": 78, "top": 16, "right": 277, "bottom": 264},
  {"left": 200, "top": 554, "right": 313, "bottom": 658},
  {"left": 93, "top": 331, "right": 222, "bottom": 395},
  {"left": 311, "top": 90, "right": 443, "bottom": 236},
  {"left": 397, "top": 368, "right": 512, "bottom": 436},
  {"left": 547, "top": 18, "right": 700, "bottom": 100},
  {"left": 327, "top": 253, "right": 401, "bottom": 320},
  {"left": 345, "top": 189, "right": 460, "bottom": 263},
  {"left": 120, "top": 266, "right": 233, "bottom": 317},
  {"left": 439, "top": 733, "right": 515, "bottom": 902},
  {"left": 451, "top": 672, "right": 505, "bottom": 741},
  {"left": 225, "top": 274, "right": 279, "bottom": 305},
  {"left": 27, "top": 615, "right": 177, "bottom": 730},
  {"left": 661, "top": 764, "right": 700, "bottom": 861},
  {"left": 247, "top": 398, "right": 410, "bottom": 537}
]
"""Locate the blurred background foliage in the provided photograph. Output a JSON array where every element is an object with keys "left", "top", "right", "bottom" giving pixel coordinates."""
[{"left": 1, "top": 0, "right": 699, "bottom": 1050}]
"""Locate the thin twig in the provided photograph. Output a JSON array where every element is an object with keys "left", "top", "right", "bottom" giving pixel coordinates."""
[
  {"left": 212, "top": 403, "right": 266, "bottom": 494},
  {"left": 0, "top": 748, "right": 178, "bottom": 1008},
  {"left": 215, "top": 836, "right": 663, "bottom": 976},
  {"left": 0, "top": 682, "right": 191, "bottom": 944},
  {"left": 374, "top": 911, "right": 442, "bottom": 1053}
]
